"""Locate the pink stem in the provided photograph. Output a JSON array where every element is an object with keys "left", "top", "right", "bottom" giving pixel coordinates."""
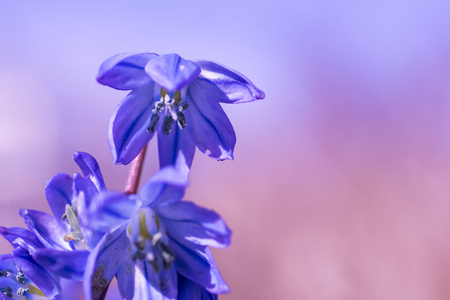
[{"left": 124, "top": 144, "right": 148, "bottom": 194}]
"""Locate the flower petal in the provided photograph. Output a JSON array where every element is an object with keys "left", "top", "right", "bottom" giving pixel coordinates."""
[
  {"left": 75, "top": 187, "right": 105, "bottom": 250},
  {"left": 32, "top": 249, "right": 89, "bottom": 281},
  {"left": 73, "top": 152, "right": 107, "bottom": 193},
  {"left": 0, "top": 253, "right": 17, "bottom": 277},
  {"left": 117, "top": 251, "right": 178, "bottom": 300},
  {"left": 178, "top": 274, "right": 218, "bottom": 300},
  {"left": 45, "top": 173, "right": 73, "bottom": 220},
  {"left": 169, "top": 239, "right": 229, "bottom": 294},
  {"left": 115, "top": 251, "right": 135, "bottom": 299},
  {"left": 84, "top": 225, "right": 129, "bottom": 300},
  {"left": 73, "top": 173, "right": 91, "bottom": 205},
  {"left": 72, "top": 173, "right": 106, "bottom": 249},
  {"left": 140, "top": 260, "right": 178, "bottom": 300},
  {"left": 157, "top": 123, "right": 195, "bottom": 170},
  {"left": 12, "top": 247, "right": 62, "bottom": 300},
  {"left": 19, "top": 209, "right": 71, "bottom": 251},
  {"left": 195, "top": 60, "right": 265, "bottom": 104},
  {"left": 87, "top": 192, "right": 139, "bottom": 234},
  {"left": 0, "top": 253, "right": 18, "bottom": 271},
  {"left": 185, "top": 80, "right": 236, "bottom": 160},
  {"left": 0, "top": 226, "right": 43, "bottom": 249},
  {"left": 145, "top": 54, "right": 200, "bottom": 92},
  {"left": 139, "top": 165, "right": 188, "bottom": 208},
  {"left": 108, "top": 84, "right": 155, "bottom": 165},
  {"left": 158, "top": 201, "right": 231, "bottom": 249},
  {"left": 97, "top": 52, "right": 157, "bottom": 90}
]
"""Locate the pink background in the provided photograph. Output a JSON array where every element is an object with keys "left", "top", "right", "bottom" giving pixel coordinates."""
[{"left": 1, "top": 1, "right": 450, "bottom": 299}]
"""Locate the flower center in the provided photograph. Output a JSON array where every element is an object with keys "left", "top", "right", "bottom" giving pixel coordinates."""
[
  {"left": 127, "top": 209, "right": 175, "bottom": 272},
  {"left": 147, "top": 88, "right": 189, "bottom": 135}
]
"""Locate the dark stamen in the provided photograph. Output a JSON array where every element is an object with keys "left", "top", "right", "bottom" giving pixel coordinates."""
[
  {"left": 176, "top": 112, "right": 187, "bottom": 129},
  {"left": 162, "top": 116, "right": 174, "bottom": 135},
  {"left": 0, "top": 287, "right": 12, "bottom": 298},
  {"left": 160, "top": 243, "right": 174, "bottom": 257},
  {"left": 135, "top": 237, "right": 145, "bottom": 251},
  {"left": 162, "top": 259, "right": 171, "bottom": 270},
  {"left": 149, "top": 258, "right": 160, "bottom": 273},
  {"left": 16, "top": 271, "right": 26, "bottom": 284},
  {"left": 161, "top": 250, "right": 174, "bottom": 268},
  {"left": 147, "top": 114, "right": 160, "bottom": 133},
  {"left": 0, "top": 270, "right": 11, "bottom": 277},
  {"left": 132, "top": 251, "right": 145, "bottom": 261},
  {"left": 17, "top": 288, "right": 29, "bottom": 296},
  {"left": 179, "top": 101, "right": 189, "bottom": 112}
]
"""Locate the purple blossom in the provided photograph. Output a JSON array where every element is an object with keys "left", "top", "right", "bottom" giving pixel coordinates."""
[
  {"left": 0, "top": 152, "right": 108, "bottom": 299},
  {"left": 83, "top": 162, "right": 231, "bottom": 300},
  {"left": 97, "top": 52, "right": 265, "bottom": 168},
  {"left": 0, "top": 150, "right": 231, "bottom": 299}
]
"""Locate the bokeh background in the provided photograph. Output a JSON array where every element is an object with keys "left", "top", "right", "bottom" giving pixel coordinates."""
[{"left": 1, "top": 1, "right": 450, "bottom": 299}]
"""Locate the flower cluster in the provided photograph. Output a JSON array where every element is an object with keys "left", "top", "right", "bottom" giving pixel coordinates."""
[{"left": 0, "top": 53, "right": 264, "bottom": 299}]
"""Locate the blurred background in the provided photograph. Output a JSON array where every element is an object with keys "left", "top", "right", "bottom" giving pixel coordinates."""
[{"left": 1, "top": 0, "right": 450, "bottom": 299}]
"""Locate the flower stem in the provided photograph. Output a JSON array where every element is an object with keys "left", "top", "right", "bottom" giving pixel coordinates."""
[{"left": 124, "top": 144, "right": 148, "bottom": 194}]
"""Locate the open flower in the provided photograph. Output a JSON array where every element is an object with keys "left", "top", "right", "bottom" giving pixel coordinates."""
[
  {"left": 83, "top": 164, "right": 231, "bottom": 300},
  {"left": 97, "top": 52, "right": 265, "bottom": 168},
  {"left": 0, "top": 152, "right": 108, "bottom": 299}
]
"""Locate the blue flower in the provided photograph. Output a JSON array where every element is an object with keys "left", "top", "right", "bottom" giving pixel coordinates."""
[
  {"left": 83, "top": 163, "right": 231, "bottom": 300},
  {"left": 0, "top": 152, "right": 108, "bottom": 299},
  {"left": 97, "top": 52, "right": 265, "bottom": 168}
]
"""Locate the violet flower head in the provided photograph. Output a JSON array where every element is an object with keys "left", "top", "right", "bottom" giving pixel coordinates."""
[
  {"left": 83, "top": 162, "right": 231, "bottom": 300},
  {"left": 0, "top": 152, "right": 109, "bottom": 299},
  {"left": 97, "top": 52, "right": 265, "bottom": 168}
]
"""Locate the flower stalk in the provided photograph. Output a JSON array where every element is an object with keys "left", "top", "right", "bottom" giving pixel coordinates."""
[{"left": 124, "top": 143, "right": 148, "bottom": 195}]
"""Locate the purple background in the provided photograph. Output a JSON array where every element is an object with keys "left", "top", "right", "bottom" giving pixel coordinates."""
[{"left": 1, "top": 1, "right": 450, "bottom": 299}]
